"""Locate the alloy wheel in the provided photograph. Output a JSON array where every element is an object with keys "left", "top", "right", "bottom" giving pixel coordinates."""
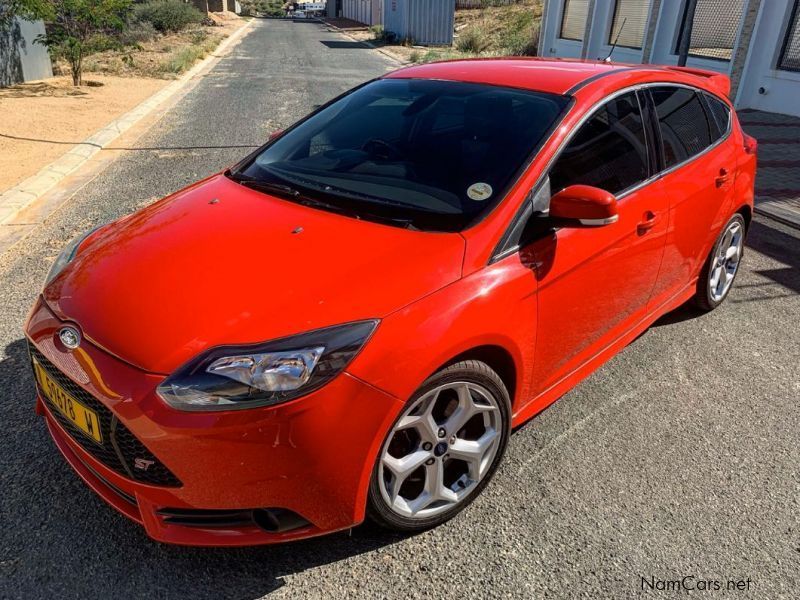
[
  {"left": 377, "top": 381, "right": 502, "bottom": 519},
  {"left": 709, "top": 220, "right": 744, "bottom": 302}
]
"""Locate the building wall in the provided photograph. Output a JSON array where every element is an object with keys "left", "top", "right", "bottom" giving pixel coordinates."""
[
  {"left": 342, "top": 0, "right": 377, "bottom": 25},
  {"left": 540, "top": 0, "right": 800, "bottom": 117},
  {"left": 0, "top": 17, "right": 52, "bottom": 88},
  {"left": 384, "top": 0, "right": 455, "bottom": 45},
  {"left": 736, "top": 0, "right": 800, "bottom": 115}
]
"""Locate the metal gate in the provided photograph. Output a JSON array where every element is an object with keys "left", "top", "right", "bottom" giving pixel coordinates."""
[
  {"left": 675, "top": 0, "right": 746, "bottom": 61},
  {"left": 778, "top": 0, "right": 800, "bottom": 71}
]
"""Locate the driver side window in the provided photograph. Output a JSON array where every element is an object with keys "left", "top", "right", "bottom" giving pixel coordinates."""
[{"left": 549, "top": 91, "right": 649, "bottom": 196}]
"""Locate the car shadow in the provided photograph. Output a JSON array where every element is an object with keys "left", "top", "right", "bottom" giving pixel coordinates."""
[
  {"left": 652, "top": 216, "right": 800, "bottom": 325},
  {"left": 319, "top": 40, "right": 372, "bottom": 49},
  {"left": 744, "top": 217, "right": 800, "bottom": 295},
  {"left": 0, "top": 337, "right": 407, "bottom": 599}
]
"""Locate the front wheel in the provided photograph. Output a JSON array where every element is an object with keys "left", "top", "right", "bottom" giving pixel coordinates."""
[
  {"left": 367, "top": 360, "right": 510, "bottom": 533},
  {"left": 694, "top": 213, "right": 746, "bottom": 311}
]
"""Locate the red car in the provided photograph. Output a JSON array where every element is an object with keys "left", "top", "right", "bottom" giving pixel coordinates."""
[{"left": 25, "top": 59, "right": 756, "bottom": 546}]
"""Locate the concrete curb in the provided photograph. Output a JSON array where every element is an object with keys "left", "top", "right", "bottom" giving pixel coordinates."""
[
  {"left": 0, "top": 19, "right": 255, "bottom": 226},
  {"left": 755, "top": 201, "right": 800, "bottom": 229}
]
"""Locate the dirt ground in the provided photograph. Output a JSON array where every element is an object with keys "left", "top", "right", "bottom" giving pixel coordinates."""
[
  {"left": 0, "top": 76, "right": 169, "bottom": 192},
  {"left": 0, "top": 13, "right": 247, "bottom": 195}
]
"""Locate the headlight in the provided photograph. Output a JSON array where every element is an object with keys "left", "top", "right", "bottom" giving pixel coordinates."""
[
  {"left": 156, "top": 320, "right": 379, "bottom": 411},
  {"left": 45, "top": 226, "right": 100, "bottom": 286}
]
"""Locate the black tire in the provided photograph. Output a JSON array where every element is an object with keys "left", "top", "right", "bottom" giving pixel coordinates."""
[
  {"left": 366, "top": 360, "right": 511, "bottom": 533},
  {"left": 693, "top": 213, "right": 746, "bottom": 312}
]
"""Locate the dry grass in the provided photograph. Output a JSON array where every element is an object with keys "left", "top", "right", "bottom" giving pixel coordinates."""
[
  {"left": 353, "top": 0, "right": 543, "bottom": 64},
  {"left": 56, "top": 17, "right": 242, "bottom": 80}
]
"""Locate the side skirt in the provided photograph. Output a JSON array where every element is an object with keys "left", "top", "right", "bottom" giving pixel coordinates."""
[{"left": 510, "top": 281, "right": 697, "bottom": 428}]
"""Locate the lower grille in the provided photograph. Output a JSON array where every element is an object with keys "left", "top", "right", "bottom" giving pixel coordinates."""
[
  {"left": 156, "top": 507, "right": 311, "bottom": 533},
  {"left": 30, "top": 344, "right": 181, "bottom": 487}
]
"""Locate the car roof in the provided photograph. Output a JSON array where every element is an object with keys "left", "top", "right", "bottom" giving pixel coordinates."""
[{"left": 384, "top": 58, "right": 726, "bottom": 98}]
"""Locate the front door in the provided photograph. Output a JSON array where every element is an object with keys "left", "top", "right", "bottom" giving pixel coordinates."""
[{"left": 527, "top": 90, "right": 669, "bottom": 396}]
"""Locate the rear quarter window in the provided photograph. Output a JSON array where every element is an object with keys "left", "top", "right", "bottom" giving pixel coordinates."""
[{"left": 703, "top": 93, "right": 732, "bottom": 141}]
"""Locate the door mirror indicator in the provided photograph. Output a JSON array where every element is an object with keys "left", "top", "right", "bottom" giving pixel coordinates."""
[
  {"left": 549, "top": 185, "right": 619, "bottom": 227},
  {"left": 269, "top": 130, "right": 284, "bottom": 141}
]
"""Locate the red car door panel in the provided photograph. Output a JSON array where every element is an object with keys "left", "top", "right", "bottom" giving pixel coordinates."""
[
  {"left": 526, "top": 90, "right": 668, "bottom": 396},
  {"left": 646, "top": 87, "right": 740, "bottom": 309},
  {"left": 528, "top": 185, "right": 668, "bottom": 395}
]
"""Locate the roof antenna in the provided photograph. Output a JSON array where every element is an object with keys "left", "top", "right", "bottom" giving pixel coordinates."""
[{"left": 603, "top": 17, "right": 627, "bottom": 62}]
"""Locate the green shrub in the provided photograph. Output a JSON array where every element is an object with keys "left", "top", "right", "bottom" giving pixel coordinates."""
[
  {"left": 503, "top": 23, "right": 539, "bottom": 56},
  {"left": 369, "top": 24, "right": 389, "bottom": 41},
  {"left": 117, "top": 20, "right": 158, "bottom": 45},
  {"left": 157, "top": 33, "right": 220, "bottom": 74},
  {"left": 409, "top": 49, "right": 421, "bottom": 63},
  {"left": 159, "top": 45, "right": 203, "bottom": 73},
  {"left": 456, "top": 28, "right": 488, "bottom": 53},
  {"left": 134, "top": 0, "right": 204, "bottom": 33}
]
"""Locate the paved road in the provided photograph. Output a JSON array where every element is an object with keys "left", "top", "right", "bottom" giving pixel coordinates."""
[{"left": 1, "top": 19, "right": 798, "bottom": 600}]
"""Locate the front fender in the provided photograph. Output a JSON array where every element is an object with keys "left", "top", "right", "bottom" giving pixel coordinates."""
[{"left": 347, "top": 257, "right": 538, "bottom": 412}]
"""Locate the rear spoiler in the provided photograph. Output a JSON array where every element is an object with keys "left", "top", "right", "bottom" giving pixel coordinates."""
[{"left": 662, "top": 66, "right": 731, "bottom": 98}]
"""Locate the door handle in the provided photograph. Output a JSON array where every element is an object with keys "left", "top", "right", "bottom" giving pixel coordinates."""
[
  {"left": 637, "top": 211, "right": 658, "bottom": 234},
  {"left": 715, "top": 168, "right": 730, "bottom": 188}
]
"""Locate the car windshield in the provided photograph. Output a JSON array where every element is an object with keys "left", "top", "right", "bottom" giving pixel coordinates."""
[{"left": 234, "top": 78, "right": 569, "bottom": 232}]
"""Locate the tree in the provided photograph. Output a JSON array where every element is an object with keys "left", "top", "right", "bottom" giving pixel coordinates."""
[
  {"left": 34, "top": 0, "right": 132, "bottom": 86},
  {"left": 0, "top": 0, "right": 54, "bottom": 26}
]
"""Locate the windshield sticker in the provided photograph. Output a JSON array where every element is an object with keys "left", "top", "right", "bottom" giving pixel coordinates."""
[{"left": 467, "top": 182, "right": 493, "bottom": 201}]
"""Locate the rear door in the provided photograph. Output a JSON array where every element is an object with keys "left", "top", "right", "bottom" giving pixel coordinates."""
[
  {"left": 645, "top": 86, "right": 740, "bottom": 309},
  {"left": 527, "top": 90, "right": 669, "bottom": 396}
]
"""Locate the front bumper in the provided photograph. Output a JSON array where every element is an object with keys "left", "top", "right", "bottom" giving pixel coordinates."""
[{"left": 26, "top": 297, "right": 403, "bottom": 546}]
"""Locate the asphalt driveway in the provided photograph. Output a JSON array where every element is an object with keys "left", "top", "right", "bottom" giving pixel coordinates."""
[{"left": 0, "top": 19, "right": 798, "bottom": 599}]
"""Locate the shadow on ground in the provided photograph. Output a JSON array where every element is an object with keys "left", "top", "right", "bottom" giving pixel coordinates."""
[
  {"left": 0, "top": 337, "right": 406, "bottom": 599},
  {"left": 744, "top": 218, "right": 800, "bottom": 295},
  {"left": 653, "top": 216, "right": 800, "bottom": 325},
  {"left": 319, "top": 40, "right": 371, "bottom": 49}
]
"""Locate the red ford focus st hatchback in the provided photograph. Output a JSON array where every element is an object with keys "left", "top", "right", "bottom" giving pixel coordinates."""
[{"left": 25, "top": 59, "right": 756, "bottom": 546}]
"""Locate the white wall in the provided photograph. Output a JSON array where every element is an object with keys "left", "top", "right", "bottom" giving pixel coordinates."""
[
  {"left": 585, "top": 0, "right": 649, "bottom": 63},
  {"left": 736, "top": 0, "right": 800, "bottom": 115},
  {"left": 540, "top": 0, "right": 586, "bottom": 58}
]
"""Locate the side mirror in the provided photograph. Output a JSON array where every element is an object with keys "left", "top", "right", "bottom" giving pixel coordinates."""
[
  {"left": 549, "top": 185, "right": 618, "bottom": 227},
  {"left": 269, "top": 129, "right": 284, "bottom": 141}
]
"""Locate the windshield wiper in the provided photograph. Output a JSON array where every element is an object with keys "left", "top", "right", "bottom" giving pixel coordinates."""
[
  {"left": 228, "top": 172, "right": 302, "bottom": 198},
  {"left": 298, "top": 196, "right": 417, "bottom": 229},
  {"left": 227, "top": 171, "right": 416, "bottom": 229}
]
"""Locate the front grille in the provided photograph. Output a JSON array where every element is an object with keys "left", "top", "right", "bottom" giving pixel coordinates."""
[{"left": 30, "top": 344, "right": 181, "bottom": 487}]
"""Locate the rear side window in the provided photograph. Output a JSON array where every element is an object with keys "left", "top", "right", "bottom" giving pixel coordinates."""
[
  {"left": 651, "top": 87, "right": 713, "bottom": 167},
  {"left": 703, "top": 93, "right": 731, "bottom": 141},
  {"left": 550, "top": 91, "right": 649, "bottom": 195}
]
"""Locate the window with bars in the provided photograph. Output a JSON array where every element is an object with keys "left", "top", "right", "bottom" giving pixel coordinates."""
[
  {"left": 778, "top": 0, "right": 800, "bottom": 72},
  {"left": 675, "top": 0, "right": 745, "bottom": 61},
  {"left": 608, "top": 0, "right": 651, "bottom": 49},
  {"left": 560, "top": 0, "right": 590, "bottom": 41}
]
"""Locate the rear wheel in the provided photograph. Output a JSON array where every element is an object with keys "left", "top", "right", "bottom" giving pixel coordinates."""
[
  {"left": 694, "top": 213, "right": 745, "bottom": 311},
  {"left": 367, "top": 360, "right": 510, "bottom": 533}
]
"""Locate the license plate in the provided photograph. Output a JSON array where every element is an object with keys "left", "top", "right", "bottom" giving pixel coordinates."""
[{"left": 33, "top": 359, "right": 103, "bottom": 444}]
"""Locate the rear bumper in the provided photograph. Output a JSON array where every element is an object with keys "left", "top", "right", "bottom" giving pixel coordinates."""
[{"left": 27, "top": 297, "right": 403, "bottom": 546}]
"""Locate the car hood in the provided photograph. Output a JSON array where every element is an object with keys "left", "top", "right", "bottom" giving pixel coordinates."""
[{"left": 44, "top": 175, "right": 465, "bottom": 374}]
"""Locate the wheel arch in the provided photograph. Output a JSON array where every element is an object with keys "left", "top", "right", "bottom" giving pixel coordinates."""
[
  {"left": 441, "top": 345, "right": 517, "bottom": 409},
  {"left": 736, "top": 204, "right": 752, "bottom": 231}
]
